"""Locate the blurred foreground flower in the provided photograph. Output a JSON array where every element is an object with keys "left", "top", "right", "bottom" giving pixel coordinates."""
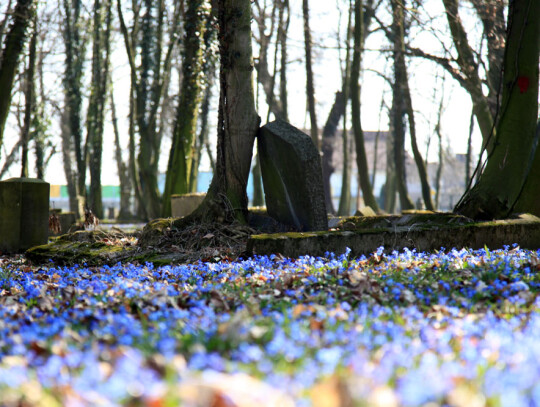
[{"left": 178, "top": 371, "right": 295, "bottom": 407}]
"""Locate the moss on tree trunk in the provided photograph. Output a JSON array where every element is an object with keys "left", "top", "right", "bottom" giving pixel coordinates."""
[
  {"left": 161, "top": 0, "right": 209, "bottom": 217},
  {"left": 180, "top": 0, "right": 259, "bottom": 226}
]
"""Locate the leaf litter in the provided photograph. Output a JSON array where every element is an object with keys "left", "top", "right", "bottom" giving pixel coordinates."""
[{"left": 1, "top": 245, "right": 540, "bottom": 405}]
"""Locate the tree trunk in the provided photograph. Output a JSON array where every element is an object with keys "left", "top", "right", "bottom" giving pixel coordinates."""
[
  {"left": 396, "top": 11, "right": 434, "bottom": 210},
  {"left": 469, "top": 0, "right": 506, "bottom": 118},
  {"left": 33, "top": 35, "right": 49, "bottom": 180},
  {"left": 0, "top": 0, "right": 35, "bottom": 158},
  {"left": 442, "top": 0, "right": 496, "bottom": 152},
  {"left": 87, "top": 0, "right": 112, "bottom": 219},
  {"left": 435, "top": 100, "right": 444, "bottom": 209},
  {"left": 253, "top": 0, "right": 286, "bottom": 121},
  {"left": 0, "top": 0, "right": 14, "bottom": 48},
  {"left": 20, "top": 21, "right": 36, "bottom": 178},
  {"left": 61, "top": 0, "right": 86, "bottom": 217},
  {"left": 384, "top": 128, "right": 397, "bottom": 213},
  {"left": 514, "top": 120, "right": 540, "bottom": 215},
  {"left": 454, "top": 0, "right": 540, "bottom": 219},
  {"left": 111, "top": 88, "right": 134, "bottom": 221},
  {"left": 465, "top": 109, "right": 474, "bottom": 186},
  {"left": 0, "top": 139, "right": 22, "bottom": 178},
  {"left": 391, "top": 0, "right": 414, "bottom": 211},
  {"left": 128, "top": 83, "right": 143, "bottom": 219},
  {"left": 117, "top": 0, "right": 180, "bottom": 220},
  {"left": 278, "top": 0, "right": 290, "bottom": 122},
  {"left": 302, "top": 0, "right": 319, "bottom": 150},
  {"left": 336, "top": 1, "right": 353, "bottom": 216},
  {"left": 197, "top": 71, "right": 216, "bottom": 176},
  {"left": 162, "top": 0, "right": 208, "bottom": 217},
  {"left": 338, "top": 127, "right": 352, "bottom": 215},
  {"left": 252, "top": 153, "right": 264, "bottom": 206},
  {"left": 351, "top": 0, "right": 379, "bottom": 212},
  {"left": 350, "top": 0, "right": 379, "bottom": 212},
  {"left": 187, "top": 0, "right": 259, "bottom": 224},
  {"left": 321, "top": 91, "right": 346, "bottom": 215},
  {"left": 60, "top": 109, "right": 79, "bottom": 215}
]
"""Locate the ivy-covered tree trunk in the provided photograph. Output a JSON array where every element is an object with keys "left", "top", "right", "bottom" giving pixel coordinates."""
[
  {"left": 189, "top": 0, "right": 259, "bottom": 224},
  {"left": 454, "top": 0, "right": 540, "bottom": 219},
  {"left": 189, "top": 13, "right": 218, "bottom": 194},
  {"left": 87, "top": 0, "right": 112, "bottom": 219},
  {"left": 162, "top": 0, "right": 209, "bottom": 217},
  {"left": 117, "top": 0, "right": 180, "bottom": 220},
  {"left": 61, "top": 0, "right": 86, "bottom": 217},
  {"left": 351, "top": 0, "right": 379, "bottom": 212},
  {"left": 0, "top": 0, "right": 35, "bottom": 158}
]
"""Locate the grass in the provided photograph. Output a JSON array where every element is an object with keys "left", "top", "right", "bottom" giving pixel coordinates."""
[{"left": 1, "top": 245, "right": 540, "bottom": 406}]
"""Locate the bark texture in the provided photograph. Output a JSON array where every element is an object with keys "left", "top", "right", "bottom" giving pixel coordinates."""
[
  {"left": 188, "top": 0, "right": 259, "bottom": 224},
  {"left": 321, "top": 91, "right": 346, "bottom": 214},
  {"left": 117, "top": 0, "right": 180, "bottom": 220},
  {"left": 351, "top": 0, "right": 379, "bottom": 212},
  {"left": 0, "top": 0, "right": 35, "bottom": 159},
  {"left": 455, "top": 0, "right": 540, "bottom": 219},
  {"left": 162, "top": 0, "right": 209, "bottom": 217},
  {"left": 61, "top": 0, "right": 86, "bottom": 217},
  {"left": 390, "top": 0, "right": 414, "bottom": 211},
  {"left": 87, "top": 0, "right": 112, "bottom": 219},
  {"left": 302, "top": 0, "right": 319, "bottom": 150},
  {"left": 442, "top": 0, "right": 496, "bottom": 152}
]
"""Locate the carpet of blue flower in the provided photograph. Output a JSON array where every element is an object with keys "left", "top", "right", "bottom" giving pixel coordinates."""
[{"left": 1, "top": 245, "right": 540, "bottom": 406}]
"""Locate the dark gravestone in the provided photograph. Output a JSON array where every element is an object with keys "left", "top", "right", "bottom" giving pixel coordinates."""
[
  {"left": 258, "top": 120, "right": 328, "bottom": 231},
  {"left": 0, "top": 178, "right": 49, "bottom": 253}
]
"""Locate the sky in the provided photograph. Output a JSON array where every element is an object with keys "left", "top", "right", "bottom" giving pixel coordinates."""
[{"left": 3, "top": 0, "right": 486, "bottom": 186}]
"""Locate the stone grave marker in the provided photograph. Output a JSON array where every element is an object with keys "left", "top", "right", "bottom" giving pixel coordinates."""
[
  {"left": 171, "top": 192, "right": 206, "bottom": 218},
  {"left": 258, "top": 120, "right": 328, "bottom": 231},
  {"left": 0, "top": 178, "right": 49, "bottom": 253}
]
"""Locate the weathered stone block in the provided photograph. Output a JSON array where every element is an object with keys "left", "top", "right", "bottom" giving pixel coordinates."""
[
  {"left": 0, "top": 178, "right": 49, "bottom": 253},
  {"left": 171, "top": 193, "right": 206, "bottom": 218},
  {"left": 258, "top": 120, "right": 328, "bottom": 231}
]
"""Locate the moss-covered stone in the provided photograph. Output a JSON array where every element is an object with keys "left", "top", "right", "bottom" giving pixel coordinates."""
[
  {"left": 333, "top": 212, "right": 473, "bottom": 232},
  {"left": 248, "top": 215, "right": 540, "bottom": 258}
]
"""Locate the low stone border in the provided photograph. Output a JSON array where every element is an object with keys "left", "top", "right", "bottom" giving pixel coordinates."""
[{"left": 247, "top": 218, "right": 540, "bottom": 258}]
